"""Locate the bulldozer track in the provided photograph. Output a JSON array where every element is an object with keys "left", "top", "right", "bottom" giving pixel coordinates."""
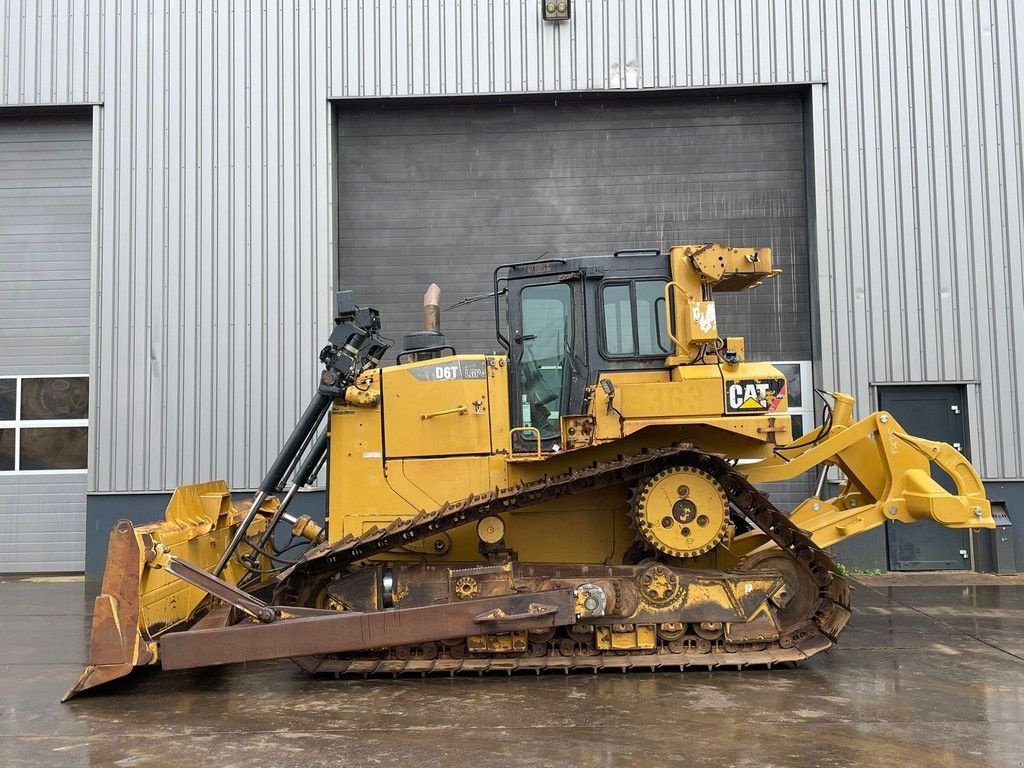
[
  {"left": 292, "top": 633, "right": 834, "bottom": 677},
  {"left": 277, "top": 444, "right": 851, "bottom": 672}
]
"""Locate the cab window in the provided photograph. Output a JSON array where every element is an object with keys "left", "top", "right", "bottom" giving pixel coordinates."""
[
  {"left": 603, "top": 284, "right": 634, "bottom": 354},
  {"left": 601, "top": 279, "right": 671, "bottom": 358}
]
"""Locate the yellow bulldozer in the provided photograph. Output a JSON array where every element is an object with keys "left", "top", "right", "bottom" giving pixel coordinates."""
[{"left": 65, "top": 244, "right": 994, "bottom": 700}]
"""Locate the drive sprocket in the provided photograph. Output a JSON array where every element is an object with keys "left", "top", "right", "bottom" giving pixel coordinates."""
[{"left": 631, "top": 466, "right": 729, "bottom": 557}]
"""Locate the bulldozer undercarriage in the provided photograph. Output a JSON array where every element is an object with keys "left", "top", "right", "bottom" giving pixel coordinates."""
[{"left": 142, "top": 446, "right": 850, "bottom": 681}]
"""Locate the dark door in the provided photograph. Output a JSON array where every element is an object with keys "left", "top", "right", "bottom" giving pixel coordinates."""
[{"left": 878, "top": 385, "right": 971, "bottom": 571}]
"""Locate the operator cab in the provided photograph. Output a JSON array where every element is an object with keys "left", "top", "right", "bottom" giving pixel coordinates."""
[{"left": 498, "top": 250, "right": 673, "bottom": 451}]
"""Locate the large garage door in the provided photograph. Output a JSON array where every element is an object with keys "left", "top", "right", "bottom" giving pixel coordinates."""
[
  {"left": 336, "top": 93, "right": 809, "bottom": 362},
  {"left": 0, "top": 111, "right": 92, "bottom": 573}
]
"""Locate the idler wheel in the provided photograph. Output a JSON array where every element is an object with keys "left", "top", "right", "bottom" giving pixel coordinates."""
[{"left": 741, "top": 550, "right": 818, "bottom": 635}]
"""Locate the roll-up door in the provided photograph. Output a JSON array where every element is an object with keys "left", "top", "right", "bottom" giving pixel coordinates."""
[
  {"left": 0, "top": 111, "right": 92, "bottom": 573},
  {"left": 336, "top": 93, "right": 809, "bottom": 362}
]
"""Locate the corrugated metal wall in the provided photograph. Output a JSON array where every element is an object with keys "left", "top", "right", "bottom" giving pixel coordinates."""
[
  {"left": 329, "top": 0, "right": 826, "bottom": 94},
  {"left": 1, "top": 1, "right": 1021, "bottom": 489},
  {"left": 0, "top": 0, "right": 102, "bottom": 105},
  {"left": 812, "top": 2, "right": 1024, "bottom": 481},
  {"left": 87, "top": 2, "right": 334, "bottom": 493}
]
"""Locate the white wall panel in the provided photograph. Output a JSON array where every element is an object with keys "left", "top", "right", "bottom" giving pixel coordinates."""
[
  {"left": 328, "top": 0, "right": 826, "bottom": 97},
  {"left": 0, "top": 0, "right": 101, "bottom": 105},
  {"left": 813, "top": 0, "right": 1024, "bottom": 479},
  {"left": 48, "top": 2, "right": 334, "bottom": 492}
]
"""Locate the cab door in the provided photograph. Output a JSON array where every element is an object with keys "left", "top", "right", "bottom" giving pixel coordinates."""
[{"left": 508, "top": 279, "right": 583, "bottom": 450}]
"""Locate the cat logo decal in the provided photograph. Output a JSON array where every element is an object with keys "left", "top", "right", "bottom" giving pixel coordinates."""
[{"left": 725, "top": 378, "right": 787, "bottom": 413}]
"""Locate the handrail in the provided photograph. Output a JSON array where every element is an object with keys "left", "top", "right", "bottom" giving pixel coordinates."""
[
  {"left": 613, "top": 248, "right": 662, "bottom": 257},
  {"left": 510, "top": 426, "right": 543, "bottom": 457},
  {"left": 663, "top": 281, "right": 685, "bottom": 350}
]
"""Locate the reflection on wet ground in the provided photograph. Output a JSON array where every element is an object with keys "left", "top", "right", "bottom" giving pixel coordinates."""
[{"left": 1, "top": 578, "right": 1022, "bottom": 767}]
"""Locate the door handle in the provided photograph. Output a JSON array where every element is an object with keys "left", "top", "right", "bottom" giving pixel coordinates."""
[{"left": 421, "top": 405, "right": 467, "bottom": 420}]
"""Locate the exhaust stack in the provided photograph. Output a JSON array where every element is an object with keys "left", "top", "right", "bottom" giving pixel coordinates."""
[
  {"left": 402, "top": 283, "right": 451, "bottom": 361},
  {"left": 423, "top": 282, "right": 441, "bottom": 333}
]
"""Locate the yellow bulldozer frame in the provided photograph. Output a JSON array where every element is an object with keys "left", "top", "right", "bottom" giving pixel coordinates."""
[{"left": 65, "top": 244, "right": 994, "bottom": 700}]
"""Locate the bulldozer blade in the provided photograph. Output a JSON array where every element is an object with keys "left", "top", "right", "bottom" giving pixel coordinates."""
[
  {"left": 64, "top": 481, "right": 268, "bottom": 701},
  {"left": 63, "top": 521, "right": 149, "bottom": 701}
]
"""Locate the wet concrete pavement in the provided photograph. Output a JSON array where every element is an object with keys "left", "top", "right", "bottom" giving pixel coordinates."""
[{"left": 1, "top": 577, "right": 1022, "bottom": 768}]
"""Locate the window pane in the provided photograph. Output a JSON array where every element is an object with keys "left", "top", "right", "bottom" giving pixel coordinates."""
[
  {"left": 0, "top": 428, "right": 13, "bottom": 470},
  {"left": 520, "top": 284, "right": 572, "bottom": 439},
  {"left": 636, "top": 280, "right": 671, "bottom": 355},
  {"left": 773, "top": 363, "right": 803, "bottom": 408},
  {"left": 602, "top": 284, "right": 635, "bottom": 354},
  {"left": 21, "top": 377, "right": 89, "bottom": 420},
  {"left": 790, "top": 414, "right": 804, "bottom": 440},
  {"left": 0, "top": 379, "right": 15, "bottom": 421},
  {"left": 19, "top": 426, "right": 88, "bottom": 470}
]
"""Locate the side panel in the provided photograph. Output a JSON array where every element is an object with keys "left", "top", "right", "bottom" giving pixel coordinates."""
[
  {"left": 330, "top": 400, "right": 402, "bottom": 538},
  {"left": 382, "top": 357, "right": 492, "bottom": 458},
  {"left": 486, "top": 356, "right": 512, "bottom": 455},
  {"left": 616, "top": 366, "right": 724, "bottom": 418},
  {"left": 330, "top": 357, "right": 504, "bottom": 544},
  {"left": 389, "top": 456, "right": 496, "bottom": 510},
  {"left": 591, "top": 363, "right": 793, "bottom": 451}
]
